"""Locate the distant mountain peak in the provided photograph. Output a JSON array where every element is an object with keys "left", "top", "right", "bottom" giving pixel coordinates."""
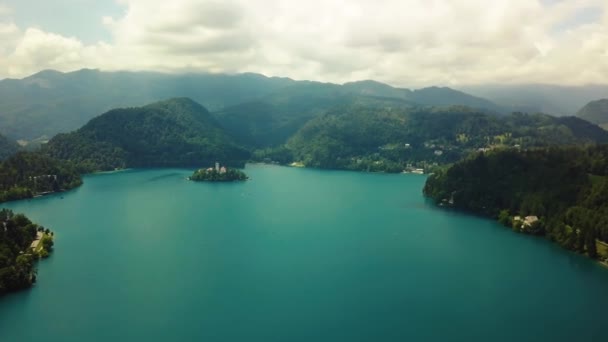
[
  {"left": 344, "top": 79, "right": 393, "bottom": 87},
  {"left": 144, "top": 97, "right": 215, "bottom": 123},
  {"left": 146, "top": 97, "right": 206, "bottom": 109},
  {"left": 27, "top": 69, "right": 64, "bottom": 78}
]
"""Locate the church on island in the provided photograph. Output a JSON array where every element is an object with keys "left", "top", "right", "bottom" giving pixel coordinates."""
[
  {"left": 190, "top": 162, "right": 248, "bottom": 182},
  {"left": 204, "top": 162, "right": 226, "bottom": 174}
]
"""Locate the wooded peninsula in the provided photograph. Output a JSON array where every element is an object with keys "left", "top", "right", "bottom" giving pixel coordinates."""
[{"left": 424, "top": 145, "right": 608, "bottom": 262}]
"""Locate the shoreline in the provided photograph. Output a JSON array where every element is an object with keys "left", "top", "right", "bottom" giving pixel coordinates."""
[
  {"left": 252, "top": 161, "right": 429, "bottom": 175},
  {"left": 428, "top": 199, "right": 608, "bottom": 269},
  {"left": 92, "top": 168, "right": 132, "bottom": 175}
]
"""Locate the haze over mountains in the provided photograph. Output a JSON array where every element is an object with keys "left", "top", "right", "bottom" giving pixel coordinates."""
[
  {"left": 0, "top": 68, "right": 598, "bottom": 142},
  {"left": 0, "top": 69, "right": 502, "bottom": 141},
  {"left": 576, "top": 99, "right": 608, "bottom": 130},
  {"left": 462, "top": 84, "right": 608, "bottom": 116}
]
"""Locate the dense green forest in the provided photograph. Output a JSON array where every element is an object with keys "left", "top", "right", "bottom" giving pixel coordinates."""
[
  {"left": 0, "top": 209, "right": 54, "bottom": 295},
  {"left": 0, "top": 151, "right": 82, "bottom": 203},
  {"left": 190, "top": 167, "right": 248, "bottom": 182},
  {"left": 423, "top": 145, "right": 608, "bottom": 260},
  {"left": 214, "top": 90, "right": 427, "bottom": 148},
  {"left": 45, "top": 98, "right": 250, "bottom": 172},
  {"left": 256, "top": 104, "right": 608, "bottom": 173}
]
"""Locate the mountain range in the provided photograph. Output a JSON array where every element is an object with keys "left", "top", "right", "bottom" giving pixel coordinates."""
[
  {"left": 3, "top": 69, "right": 608, "bottom": 142},
  {"left": 0, "top": 69, "right": 505, "bottom": 141},
  {"left": 1, "top": 68, "right": 608, "bottom": 175}
]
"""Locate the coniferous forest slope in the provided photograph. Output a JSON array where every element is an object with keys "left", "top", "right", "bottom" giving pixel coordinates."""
[
  {"left": 423, "top": 146, "right": 608, "bottom": 259},
  {"left": 45, "top": 98, "right": 250, "bottom": 172}
]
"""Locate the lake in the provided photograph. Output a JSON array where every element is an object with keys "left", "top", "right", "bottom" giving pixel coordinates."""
[{"left": 1, "top": 165, "right": 607, "bottom": 341}]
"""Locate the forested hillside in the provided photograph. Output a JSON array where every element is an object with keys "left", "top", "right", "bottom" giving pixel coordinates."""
[
  {"left": 272, "top": 104, "right": 608, "bottom": 172},
  {"left": 214, "top": 84, "right": 360, "bottom": 147},
  {"left": 45, "top": 98, "right": 250, "bottom": 171},
  {"left": 214, "top": 87, "right": 421, "bottom": 147}
]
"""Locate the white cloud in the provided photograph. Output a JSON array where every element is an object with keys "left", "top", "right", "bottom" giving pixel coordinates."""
[
  {"left": 0, "top": 0, "right": 607, "bottom": 87},
  {"left": 0, "top": 28, "right": 114, "bottom": 77},
  {"left": 0, "top": 4, "right": 11, "bottom": 16}
]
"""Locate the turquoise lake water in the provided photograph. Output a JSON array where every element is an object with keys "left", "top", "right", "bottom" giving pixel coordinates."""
[{"left": 1, "top": 164, "right": 607, "bottom": 341}]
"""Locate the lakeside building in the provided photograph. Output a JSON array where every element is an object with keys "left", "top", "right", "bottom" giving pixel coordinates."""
[{"left": 513, "top": 215, "right": 539, "bottom": 230}]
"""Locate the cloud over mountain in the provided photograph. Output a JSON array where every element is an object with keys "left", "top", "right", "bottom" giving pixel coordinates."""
[{"left": 0, "top": 0, "right": 606, "bottom": 87}]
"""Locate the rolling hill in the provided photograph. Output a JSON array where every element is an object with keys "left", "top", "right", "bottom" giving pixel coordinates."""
[
  {"left": 576, "top": 99, "right": 608, "bottom": 129},
  {"left": 281, "top": 104, "right": 608, "bottom": 172}
]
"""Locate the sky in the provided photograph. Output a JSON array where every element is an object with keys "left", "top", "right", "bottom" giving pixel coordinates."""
[{"left": 0, "top": 0, "right": 606, "bottom": 87}]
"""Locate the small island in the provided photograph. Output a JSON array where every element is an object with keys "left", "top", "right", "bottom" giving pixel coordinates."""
[
  {"left": 0, "top": 209, "right": 55, "bottom": 296},
  {"left": 190, "top": 163, "right": 248, "bottom": 182}
]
